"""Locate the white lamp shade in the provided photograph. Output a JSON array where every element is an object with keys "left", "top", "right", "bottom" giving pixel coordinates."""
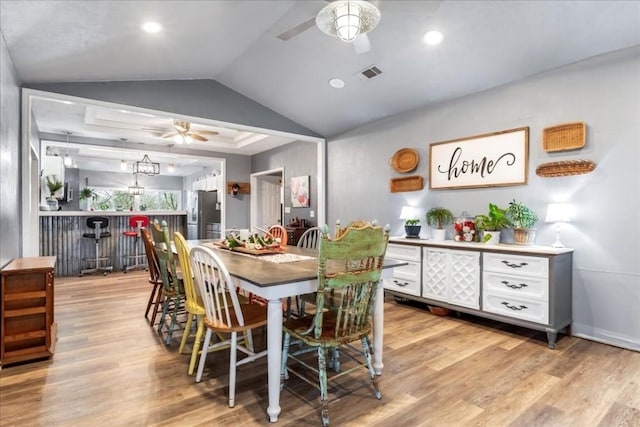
[
  {"left": 545, "top": 203, "right": 572, "bottom": 223},
  {"left": 399, "top": 206, "right": 421, "bottom": 220}
]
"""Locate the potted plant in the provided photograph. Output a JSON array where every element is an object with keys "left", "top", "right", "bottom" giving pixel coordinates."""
[
  {"left": 403, "top": 218, "right": 421, "bottom": 238},
  {"left": 79, "top": 187, "right": 95, "bottom": 210},
  {"left": 507, "top": 199, "right": 539, "bottom": 245},
  {"left": 45, "top": 175, "right": 63, "bottom": 211},
  {"left": 474, "top": 203, "right": 511, "bottom": 244},
  {"left": 426, "top": 207, "right": 454, "bottom": 241}
]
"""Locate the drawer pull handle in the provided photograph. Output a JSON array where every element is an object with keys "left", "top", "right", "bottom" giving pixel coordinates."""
[
  {"left": 501, "top": 280, "right": 528, "bottom": 289},
  {"left": 501, "top": 260, "right": 528, "bottom": 269},
  {"left": 393, "top": 280, "right": 409, "bottom": 287},
  {"left": 501, "top": 301, "right": 528, "bottom": 311}
]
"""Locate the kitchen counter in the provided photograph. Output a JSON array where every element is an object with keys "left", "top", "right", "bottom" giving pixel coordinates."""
[
  {"left": 40, "top": 210, "right": 187, "bottom": 216},
  {"left": 40, "top": 212, "right": 187, "bottom": 276}
]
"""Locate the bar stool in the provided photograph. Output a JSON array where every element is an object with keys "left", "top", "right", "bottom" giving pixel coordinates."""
[
  {"left": 79, "top": 216, "right": 113, "bottom": 277},
  {"left": 123, "top": 215, "right": 150, "bottom": 272}
]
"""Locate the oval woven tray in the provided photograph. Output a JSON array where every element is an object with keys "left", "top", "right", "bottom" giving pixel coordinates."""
[
  {"left": 390, "top": 148, "right": 419, "bottom": 173},
  {"left": 536, "top": 159, "right": 595, "bottom": 177}
]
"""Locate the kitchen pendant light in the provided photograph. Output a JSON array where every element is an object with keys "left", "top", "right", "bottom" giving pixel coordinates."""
[
  {"left": 128, "top": 174, "right": 144, "bottom": 195},
  {"left": 63, "top": 131, "right": 73, "bottom": 167},
  {"left": 133, "top": 154, "right": 160, "bottom": 175},
  {"left": 119, "top": 138, "right": 128, "bottom": 170}
]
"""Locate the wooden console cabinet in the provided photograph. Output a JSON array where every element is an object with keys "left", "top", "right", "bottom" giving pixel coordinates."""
[
  {"left": 1, "top": 256, "right": 56, "bottom": 366},
  {"left": 384, "top": 239, "right": 573, "bottom": 349}
]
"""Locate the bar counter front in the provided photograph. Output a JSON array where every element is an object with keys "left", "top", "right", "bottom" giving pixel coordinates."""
[{"left": 40, "top": 211, "right": 187, "bottom": 276}]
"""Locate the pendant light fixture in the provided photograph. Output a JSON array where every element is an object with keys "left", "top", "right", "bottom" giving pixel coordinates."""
[
  {"left": 63, "top": 131, "right": 73, "bottom": 167},
  {"left": 120, "top": 138, "right": 128, "bottom": 171},
  {"left": 128, "top": 174, "right": 144, "bottom": 195},
  {"left": 133, "top": 154, "right": 160, "bottom": 175}
]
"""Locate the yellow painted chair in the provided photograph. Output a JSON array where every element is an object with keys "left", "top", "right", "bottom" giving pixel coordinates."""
[{"left": 174, "top": 232, "right": 251, "bottom": 375}]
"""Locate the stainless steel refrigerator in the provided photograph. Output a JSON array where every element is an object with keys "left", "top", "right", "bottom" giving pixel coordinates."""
[{"left": 187, "top": 191, "right": 221, "bottom": 240}]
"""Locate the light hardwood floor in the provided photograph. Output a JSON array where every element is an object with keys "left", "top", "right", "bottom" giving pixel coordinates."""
[{"left": 1, "top": 271, "right": 639, "bottom": 426}]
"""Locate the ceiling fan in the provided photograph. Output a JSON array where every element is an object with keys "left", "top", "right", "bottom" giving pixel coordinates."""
[
  {"left": 277, "top": 0, "right": 381, "bottom": 55},
  {"left": 162, "top": 120, "right": 218, "bottom": 143}
]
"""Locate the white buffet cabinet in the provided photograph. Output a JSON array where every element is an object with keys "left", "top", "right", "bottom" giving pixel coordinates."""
[{"left": 384, "top": 238, "right": 573, "bottom": 349}]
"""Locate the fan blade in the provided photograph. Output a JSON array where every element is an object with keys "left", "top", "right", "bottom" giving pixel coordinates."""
[
  {"left": 196, "top": 130, "right": 219, "bottom": 135},
  {"left": 353, "top": 33, "right": 371, "bottom": 54},
  {"left": 277, "top": 17, "right": 316, "bottom": 41},
  {"left": 188, "top": 133, "right": 208, "bottom": 142}
]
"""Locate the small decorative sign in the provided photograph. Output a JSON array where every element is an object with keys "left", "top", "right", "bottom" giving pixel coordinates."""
[{"left": 429, "top": 127, "right": 529, "bottom": 190}]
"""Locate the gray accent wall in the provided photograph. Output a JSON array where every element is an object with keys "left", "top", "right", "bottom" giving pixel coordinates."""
[
  {"left": 252, "top": 140, "right": 318, "bottom": 227},
  {"left": 327, "top": 46, "right": 640, "bottom": 351},
  {"left": 0, "top": 33, "right": 21, "bottom": 268}
]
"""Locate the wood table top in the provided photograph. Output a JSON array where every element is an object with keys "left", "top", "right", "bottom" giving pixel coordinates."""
[{"left": 186, "top": 240, "right": 404, "bottom": 288}]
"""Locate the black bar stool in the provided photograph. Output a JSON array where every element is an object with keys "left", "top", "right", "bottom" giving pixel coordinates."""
[
  {"left": 123, "top": 215, "right": 150, "bottom": 272},
  {"left": 80, "top": 216, "right": 113, "bottom": 277}
]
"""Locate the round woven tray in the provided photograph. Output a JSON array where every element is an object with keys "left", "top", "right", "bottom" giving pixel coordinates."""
[{"left": 389, "top": 148, "right": 419, "bottom": 173}]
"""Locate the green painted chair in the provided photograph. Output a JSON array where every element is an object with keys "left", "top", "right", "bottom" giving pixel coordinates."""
[
  {"left": 151, "top": 220, "right": 185, "bottom": 345},
  {"left": 280, "top": 221, "right": 390, "bottom": 427}
]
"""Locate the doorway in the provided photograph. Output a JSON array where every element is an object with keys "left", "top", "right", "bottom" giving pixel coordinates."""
[{"left": 250, "top": 168, "right": 284, "bottom": 230}]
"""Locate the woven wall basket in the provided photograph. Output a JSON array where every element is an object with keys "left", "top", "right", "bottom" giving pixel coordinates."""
[{"left": 536, "top": 159, "right": 595, "bottom": 177}]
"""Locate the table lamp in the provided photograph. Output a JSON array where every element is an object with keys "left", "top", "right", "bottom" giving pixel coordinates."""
[{"left": 545, "top": 203, "right": 572, "bottom": 248}]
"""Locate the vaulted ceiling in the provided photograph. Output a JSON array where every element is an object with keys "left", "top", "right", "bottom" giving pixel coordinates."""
[{"left": 2, "top": 0, "right": 639, "bottom": 172}]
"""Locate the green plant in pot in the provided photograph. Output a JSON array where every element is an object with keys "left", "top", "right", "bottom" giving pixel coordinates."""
[
  {"left": 507, "top": 199, "right": 539, "bottom": 245},
  {"left": 45, "top": 175, "right": 63, "bottom": 199},
  {"left": 79, "top": 187, "right": 95, "bottom": 210},
  {"left": 426, "top": 207, "right": 454, "bottom": 241},
  {"left": 475, "top": 203, "right": 511, "bottom": 244},
  {"left": 45, "top": 175, "right": 63, "bottom": 211},
  {"left": 404, "top": 218, "right": 421, "bottom": 238}
]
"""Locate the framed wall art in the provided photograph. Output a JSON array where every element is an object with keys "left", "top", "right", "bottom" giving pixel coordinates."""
[
  {"left": 290, "top": 175, "right": 310, "bottom": 207},
  {"left": 429, "top": 127, "right": 529, "bottom": 190}
]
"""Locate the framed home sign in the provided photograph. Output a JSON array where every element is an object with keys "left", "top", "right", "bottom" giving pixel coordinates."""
[{"left": 429, "top": 127, "right": 529, "bottom": 190}]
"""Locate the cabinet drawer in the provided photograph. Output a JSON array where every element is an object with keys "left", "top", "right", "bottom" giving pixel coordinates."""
[
  {"left": 392, "top": 261, "right": 420, "bottom": 282},
  {"left": 483, "top": 272, "right": 549, "bottom": 301},
  {"left": 386, "top": 244, "right": 421, "bottom": 262},
  {"left": 384, "top": 276, "right": 420, "bottom": 297},
  {"left": 483, "top": 293, "right": 549, "bottom": 324},
  {"left": 483, "top": 252, "right": 548, "bottom": 278}
]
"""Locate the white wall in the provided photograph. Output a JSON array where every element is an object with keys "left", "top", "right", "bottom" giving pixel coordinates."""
[{"left": 327, "top": 46, "right": 640, "bottom": 351}]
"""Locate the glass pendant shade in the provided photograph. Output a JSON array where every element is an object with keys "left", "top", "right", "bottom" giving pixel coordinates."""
[{"left": 316, "top": 0, "right": 381, "bottom": 43}]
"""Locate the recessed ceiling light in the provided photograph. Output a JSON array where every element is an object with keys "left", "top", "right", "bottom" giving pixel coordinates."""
[
  {"left": 141, "top": 21, "right": 163, "bottom": 34},
  {"left": 423, "top": 30, "right": 444, "bottom": 46},
  {"left": 329, "top": 78, "right": 345, "bottom": 89}
]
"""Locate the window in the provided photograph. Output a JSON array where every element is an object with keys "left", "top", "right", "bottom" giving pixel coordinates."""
[{"left": 92, "top": 188, "right": 181, "bottom": 211}]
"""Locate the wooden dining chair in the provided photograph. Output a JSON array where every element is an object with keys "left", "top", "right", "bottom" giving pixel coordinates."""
[
  {"left": 174, "top": 231, "right": 251, "bottom": 375},
  {"left": 190, "top": 245, "right": 268, "bottom": 408},
  {"left": 141, "top": 227, "right": 163, "bottom": 326},
  {"left": 267, "top": 224, "right": 288, "bottom": 246},
  {"left": 150, "top": 220, "right": 185, "bottom": 345},
  {"left": 286, "top": 226, "right": 321, "bottom": 318},
  {"left": 280, "top": 221, "right": 390, "bottom": 427}
]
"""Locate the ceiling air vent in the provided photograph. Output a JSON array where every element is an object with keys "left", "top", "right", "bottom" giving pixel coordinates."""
[{"left": 357, "top": 65, "right": 383, "bottom": 80}]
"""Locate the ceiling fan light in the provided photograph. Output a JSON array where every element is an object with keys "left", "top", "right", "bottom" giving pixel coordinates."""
[
  {"left": 335, "top": 2, "right": 361, "bottom": 42},
  {"left": 316, "top": 0, "right": 380, "bottom": 44}
]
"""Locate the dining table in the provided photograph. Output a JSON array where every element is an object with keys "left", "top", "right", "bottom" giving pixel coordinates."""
[{"left": 185, "top": 239, "right": 406, "bottom": 423}]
